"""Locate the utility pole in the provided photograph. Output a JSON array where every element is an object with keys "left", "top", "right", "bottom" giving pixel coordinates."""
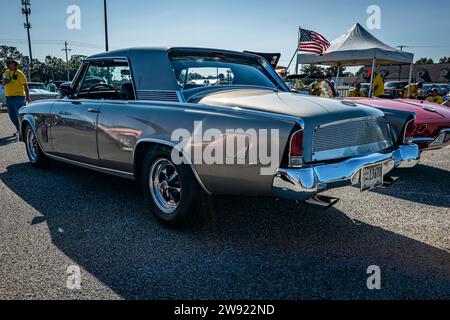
[
  {"left": 62, "top": 41, "right": 71, "bottom": 81},
  {"left": 21, "top": 0, "right": 33, "bottom": 79},
  {"left": 397, "top": 45, "right": 409, "bottom": 81},
  {"left": 104, "top": 0, "right": 109, "bottom": 51}
]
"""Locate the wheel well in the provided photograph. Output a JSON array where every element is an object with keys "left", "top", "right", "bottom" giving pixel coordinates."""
[
  {"left": 133, "top": 142, "right": 178, "bottom": 181},
  {"left": 21, "top": 120, "right": 31, "bottom": 140},
  {"left": 133, "top": 141, "right": 210, "bottom": 194}
]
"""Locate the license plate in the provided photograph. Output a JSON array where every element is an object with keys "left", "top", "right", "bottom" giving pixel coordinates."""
[
  {"left": 431, "top": 133, "right": 446, "bottom": 146},
  {"left": 361, "top": 164, "right": 383, "bottom": 192}
]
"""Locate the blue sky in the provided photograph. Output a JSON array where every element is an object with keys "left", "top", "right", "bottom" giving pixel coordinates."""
[{"left": 1, "top": 0, "right": 449, "bottom": 69}]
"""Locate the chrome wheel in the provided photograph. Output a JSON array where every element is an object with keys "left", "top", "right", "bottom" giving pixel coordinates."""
[
  {"left": 26, "top": 127, "right": 38, "bottom": 162},
  {"left": 149, "top": 159, "right": 182, "bottom": 214}
]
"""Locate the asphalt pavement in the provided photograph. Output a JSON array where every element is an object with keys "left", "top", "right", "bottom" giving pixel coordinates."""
[{"left": 0, "top": 113, "right": 449, "bottom": 300}]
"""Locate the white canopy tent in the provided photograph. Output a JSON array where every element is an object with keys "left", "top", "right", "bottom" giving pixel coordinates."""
[{"left": 297, "top": 23, "right": 415, "bottom": 97}]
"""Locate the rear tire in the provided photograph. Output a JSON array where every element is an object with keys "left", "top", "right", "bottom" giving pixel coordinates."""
[
  {"left": 141, "top": 148, "right": 201, "bottom": 229},
  {"left": 24, "top": 124, "right": 52, "bottom": 168}
]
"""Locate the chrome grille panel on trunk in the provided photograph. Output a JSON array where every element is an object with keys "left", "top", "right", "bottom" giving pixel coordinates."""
[{"left": 312, "top": 117, "right": 393, "bottom": 162}]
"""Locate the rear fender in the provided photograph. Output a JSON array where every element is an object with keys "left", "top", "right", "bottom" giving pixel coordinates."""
[{"left": 377, "top": 107, "right": 416, "bottom": 145}]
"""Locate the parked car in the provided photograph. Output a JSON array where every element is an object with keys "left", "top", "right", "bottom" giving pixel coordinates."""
[
  {"left": 345, "top": 97, "right": 450, "bottom": 151},
  {"left": 18, "top": 47, "right": 419, "bottom": 228},
  {"left": 0, "top": 84, "right": 6, "bottom": 112},
  {"left": 28, "top": 82, "right": 59, "bottom": 101},
  {"left": 384, "top": 81, "right": 408, "bottom": 98},
  {"left": 436, "top": 83, "right": 449, "bottom": 96},
  {"left": 421, "top": 83, "right": 449, "bottom": 98},
  {"left": 354, "top": 83, "right": 371, "bottom": 96}
]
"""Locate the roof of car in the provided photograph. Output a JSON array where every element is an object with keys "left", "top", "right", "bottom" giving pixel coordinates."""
[{"left": 86, "top": 47, "right": 261, "bottom": 61}]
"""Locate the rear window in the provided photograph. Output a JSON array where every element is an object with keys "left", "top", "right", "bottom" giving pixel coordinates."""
[{"left": 169, "top": 52, "right": 277, "bottom": 90}]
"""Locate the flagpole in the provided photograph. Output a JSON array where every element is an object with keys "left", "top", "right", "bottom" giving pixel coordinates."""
[
  {"left": 285, "top": 26, "right": 301, "bottom": 78},
  {"left": 295, "top": 26, "right": 301, "bottom": 75}
]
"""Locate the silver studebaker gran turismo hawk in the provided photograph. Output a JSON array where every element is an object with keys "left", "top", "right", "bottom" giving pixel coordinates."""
[{"left": 18, "top": 47, "right": 420, "bottom": 228}]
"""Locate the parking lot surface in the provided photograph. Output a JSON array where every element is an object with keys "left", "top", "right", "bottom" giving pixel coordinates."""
[{"left": 0, "top": 113, "right": 449, "bottom": 299}]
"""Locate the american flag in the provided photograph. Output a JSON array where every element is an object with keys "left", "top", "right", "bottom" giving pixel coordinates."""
[{"left": 298, "top": 28, "right": 330, "bottom": 54}]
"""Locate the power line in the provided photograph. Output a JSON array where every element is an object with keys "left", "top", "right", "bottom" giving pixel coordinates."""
[{"left": 0, "top": 38, "right": 113, "bottom": 50}]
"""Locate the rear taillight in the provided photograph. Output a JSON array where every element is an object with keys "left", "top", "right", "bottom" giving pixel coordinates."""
[
  {"left": 404, "top": 119, "right": 416, "bottom": 144},
  {"left": 289, "top": 130, "right": 303, "bottom": 167}
]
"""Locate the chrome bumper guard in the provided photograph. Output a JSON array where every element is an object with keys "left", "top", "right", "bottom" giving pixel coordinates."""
[
  {"left": 272, "top": 145, "right": 420, "bottom": 201},
  {"left": 412, "top": 128, "right": 450, "bottom": 151}
]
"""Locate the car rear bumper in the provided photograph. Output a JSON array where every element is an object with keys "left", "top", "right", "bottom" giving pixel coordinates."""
[
  {"left": 412, "top": 128, "right": 450, "bottom": 151},
  {"left": 272, "top": 144, "right": 420, "bottom": 201}
]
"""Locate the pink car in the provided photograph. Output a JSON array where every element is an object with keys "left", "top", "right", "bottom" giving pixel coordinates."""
[{"left": 345, "top": 98, "right": 450, "bottom": 151}]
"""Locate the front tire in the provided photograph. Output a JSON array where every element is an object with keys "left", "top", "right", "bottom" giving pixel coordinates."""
[
  {"left": 141, "top": 148, "right": 201, "bottom": 228},
  {"left": 24, "top": 124, "right": 52, "bottom": 168}
]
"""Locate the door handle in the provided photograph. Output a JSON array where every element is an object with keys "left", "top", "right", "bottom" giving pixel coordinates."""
[{"left": 87, "top": 108, "right": 100, "bottom": 113}]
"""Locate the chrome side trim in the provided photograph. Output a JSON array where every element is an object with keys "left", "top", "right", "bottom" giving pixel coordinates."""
[
  {"left": 21, "top": 119, "right": 136, "bottom": 180},
  {"left": 136, "top": 90, "right": 182, "bottom": 103},
  {"left": 316, "top": 116, "right": 381, "bottom": 129},
  {"left": 132, "top": 138, "right": 212, "bottom": 195},
  {"left": 45, "top": 154, "right": 135, "bottom": 180}
]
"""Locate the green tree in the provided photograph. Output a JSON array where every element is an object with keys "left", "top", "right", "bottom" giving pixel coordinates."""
[
  {"left": 325, "top": 66, "right": 347, "bottom": 77},
  {"left": 300, "top": 64, "right": 325, "bottom": 77},
  {"left": 355, "top": 67, "right": 367, "bottom": 76},
  {"left": 68, "top": 54, "right": 87, "bottom": 79},
  {"left": 0, "top": 45, "right": 24, "bottom": 73},
  {"left": 415, "top": 57, "right": 434, "bottom": 64},
  {"left": 438, "top": 56, "right": 450, "bottom": 64}
]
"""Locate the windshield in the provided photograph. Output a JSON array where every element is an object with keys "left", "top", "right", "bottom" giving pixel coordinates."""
[
  {"left": 28, "top": 83, "right": 47, "bottom": 90},
  {"left": 385, "top": 82, "right": 407, "bottom": 88},
  {"left": 169, "top": 53, "right": 277, "bottom": 91}
]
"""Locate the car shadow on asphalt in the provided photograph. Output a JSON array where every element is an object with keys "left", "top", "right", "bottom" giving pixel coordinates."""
[
  {"left": 369, "top": 164, "right": 450, "bottom": 208},
  {"left": 1, "top": 161, "right": 450, "bottom": 299},
  {"left": 0, "top": 135, "right": 16, "bottom": 146}
]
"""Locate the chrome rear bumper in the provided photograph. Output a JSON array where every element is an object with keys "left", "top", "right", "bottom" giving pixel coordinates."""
[{"left": 272, "top": 144, "right": 420, "bottom": 201}]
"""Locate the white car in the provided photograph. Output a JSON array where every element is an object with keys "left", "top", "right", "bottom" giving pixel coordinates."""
[
  {"left": 0, "top": 85, "right": 6, "bottom": 112},
  {"left": 28, "top": 82, "right": 59, "bottom": 101}
]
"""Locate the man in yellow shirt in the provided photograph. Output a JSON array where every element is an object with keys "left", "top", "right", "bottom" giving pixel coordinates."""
[
  {"left": 372, "top": 72, "right": 385, "bottom": 97},
  {"left": 425, "top": 88, "right": 444, "bottom": 104},
  {"left": 402, "top": 82, "right": 423, "bottom": 99},
  {"left": 347, "top": 83, "right": 366, "bottom": 97},
  {"left": 2, "top": 58, "right": 31, "bottom": 136}
]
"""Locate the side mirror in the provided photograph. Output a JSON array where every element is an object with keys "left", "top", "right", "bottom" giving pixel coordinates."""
[{"left": 59, "top": 82, "right": 73, "bottom": 98}]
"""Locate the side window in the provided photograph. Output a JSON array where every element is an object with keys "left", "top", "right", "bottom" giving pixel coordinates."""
[{"left": 75, "top": 60, "right": 134, "bottom": 100}]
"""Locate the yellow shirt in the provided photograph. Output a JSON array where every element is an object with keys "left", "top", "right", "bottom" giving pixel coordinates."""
[
  {"left": 294, "top": 79, "right": 304, "bottom": 91},
  {"left": 402, "top": 84, "right": 417, "bottom": 98},
  {"left": 426, "top": 95, "right": 443, "bottom": 104},
  {"left": 347, "top": 90, "right": 366, "bottom": 97},
  {"left": 372, "top": 74, "right": 385, "bottom": 97},
  {"left": 3, "top": 69, "right": 27, "bottom": 97}
]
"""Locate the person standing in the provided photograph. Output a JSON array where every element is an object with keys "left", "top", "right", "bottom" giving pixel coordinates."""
[
  {"left": 402, "top": 82, "right": 422, "bottom": 99},
  {"left": 319, "top": 74, "right": 337, "bottom": 98},
  {"left": 347, "top": 83, "right": 366, "bottom": 97},
  {"left": 372, "top": 72, "right": 385, "bottom": 97},
  {"left": 425, "top": 88, "right": 443, "bottom": 104},
  {"left": 47, "top": 79, "right": 57, "bottom": 92},
  {"left": 1, "top": 58, "right": 31, "bottom": 137}
]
